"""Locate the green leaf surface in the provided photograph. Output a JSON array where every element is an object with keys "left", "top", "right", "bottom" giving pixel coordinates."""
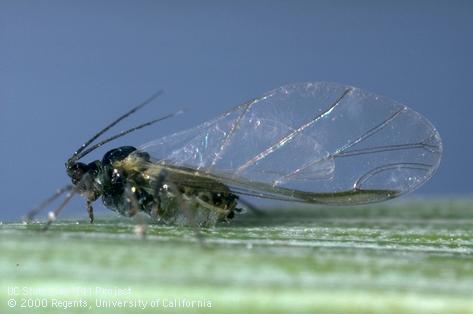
[{"left": 1, "top": 200, "right": 472, "bottom": 313}]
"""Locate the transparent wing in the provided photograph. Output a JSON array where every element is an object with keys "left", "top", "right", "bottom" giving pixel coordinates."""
[{"left": 138, "top": 82, "right": 442, "bottom": 205}]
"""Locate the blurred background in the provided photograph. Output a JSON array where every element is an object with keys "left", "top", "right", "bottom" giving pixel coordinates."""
[{"left": 0, "top": 0, "right": 472, "bottom": 221}]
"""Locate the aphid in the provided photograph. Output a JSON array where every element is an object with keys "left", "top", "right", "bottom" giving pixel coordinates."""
[{"left": 27, "top": 82, "right": 442, "bottom": 228}]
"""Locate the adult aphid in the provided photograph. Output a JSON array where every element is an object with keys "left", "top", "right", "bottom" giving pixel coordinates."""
[{"left": 27, "top": 82, "right": 442, "bottom": 228}]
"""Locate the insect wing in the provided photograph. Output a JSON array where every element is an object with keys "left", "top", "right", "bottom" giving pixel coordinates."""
[{"left": 138, "top": 82, "right": 442, "bottom": 204}]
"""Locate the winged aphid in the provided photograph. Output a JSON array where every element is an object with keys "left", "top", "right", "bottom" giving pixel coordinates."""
[{"left": 26, "top": 82, "right": 442, "bottom": 228}]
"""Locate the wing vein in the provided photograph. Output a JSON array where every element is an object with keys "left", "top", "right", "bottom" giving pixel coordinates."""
[
  {"left": 235, "top": 88, "right": 352, "bottom": 175},
  {"left": 335, "top": 142, "right": 439, "bottom": 158},
  {"left": 208, "top": 99, "right": 255, "bottom": 169},
  {"left": 271, "top": 107, "right": 406, "bottom": 185}
]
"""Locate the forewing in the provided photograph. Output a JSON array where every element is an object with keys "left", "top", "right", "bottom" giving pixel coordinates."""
[{"left": 138, "top": 82, "right": 442, "bottom": 204}]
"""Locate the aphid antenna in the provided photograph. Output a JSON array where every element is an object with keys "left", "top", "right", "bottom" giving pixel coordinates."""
[
  {"left": 71, "top": 109, "right": 184, "bottom": 162},
  {"left": 68, "top": 90, "right": 164, "bottom": 164}
]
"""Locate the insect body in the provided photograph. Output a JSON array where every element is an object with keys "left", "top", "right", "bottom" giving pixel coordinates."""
[
  {"left": 66, "top": 145, "right": 238, "bottom": 227},
  {"left": 28, "top": 82, "right": 442, "bottom": 228}
]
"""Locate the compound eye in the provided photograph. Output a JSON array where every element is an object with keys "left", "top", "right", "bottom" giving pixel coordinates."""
[{"left": 68, "top": 162, "right": 88, "bottom": 184}]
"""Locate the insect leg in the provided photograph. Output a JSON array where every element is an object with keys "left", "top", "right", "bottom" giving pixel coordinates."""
[
  {"left": 150, "top": 195, "right": 161, "bottom": 220},
  {"left": 43, "top": 189, "right": 77, "bottom": 231},
  {"left": 172, "top": 188, "right": 205, "bottom": 243},
  {"left": 124, "top": 184, "right": 147, "bottom": 237},
  {"left": 25, "top": 185, "right": 74, "bottom": 222},
  {"left": 86, "top": 200, "right": 94, "bottom": 224},
  {"left": 193, "top": 197, "right": 228, "bottom": 223}
]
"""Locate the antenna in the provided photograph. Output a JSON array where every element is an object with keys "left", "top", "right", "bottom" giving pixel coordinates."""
[
  {"left": 68, "top": 90, "right": 163, "bottom": 163},
  {"left": 72, "top": 110, "right": 183, "bottom": 161}
]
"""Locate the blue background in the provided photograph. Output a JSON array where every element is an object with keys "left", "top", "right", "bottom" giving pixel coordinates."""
[{"left": 1, "top": 0, "right": 472, "bottom": 221}]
